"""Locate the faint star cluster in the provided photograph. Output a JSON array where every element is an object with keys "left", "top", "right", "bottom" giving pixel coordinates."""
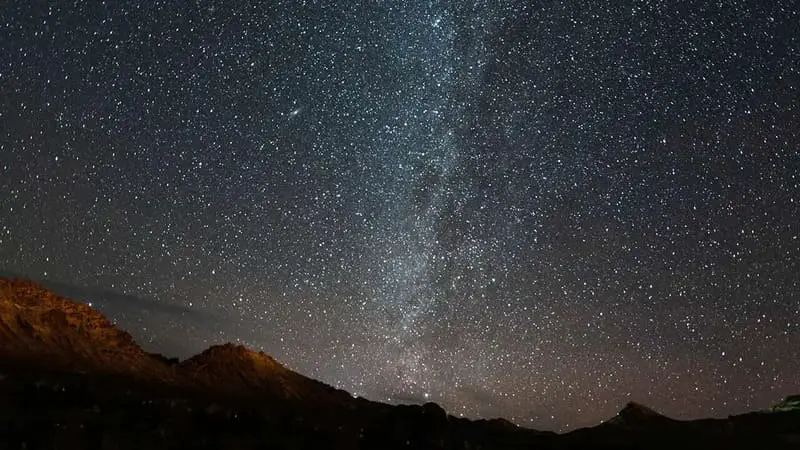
[{"left": 1, "top": 0, "right": 799, "bottom": 431}]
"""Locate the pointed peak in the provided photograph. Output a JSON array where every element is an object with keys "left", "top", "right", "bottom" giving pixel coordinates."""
[
  {"left": 202, "top": 343, "right": 255, "bottom": 357},
  {"left": 619, "top": 401, "right": 661, "bottom": 416},
  {"left": 605, "top": 401, "right": 673, "bottom": 426},
  {"left": 183, "top": 343, "right": 282, "bottom": 371}
]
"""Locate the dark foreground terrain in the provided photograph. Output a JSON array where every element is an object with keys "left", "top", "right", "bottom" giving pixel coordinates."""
[{"left": 1, "top": 277, "right": 798, "bottom": 449}]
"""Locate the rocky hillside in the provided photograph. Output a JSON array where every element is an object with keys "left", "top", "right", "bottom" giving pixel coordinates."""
[
  {"left": 0, "top": 278, "right": 170, "bottom": 378},
  {"left": 0, "top": 278, "right": 356, "bottom": 410},
  {"left": 177, "top": 343, "right": 356, "bottom": 408},
  {"left": 0, "top": 276, "right": 799, "bottom": 449}
]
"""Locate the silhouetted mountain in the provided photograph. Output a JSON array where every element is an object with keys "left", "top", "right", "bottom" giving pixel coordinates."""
[
  {"left": 606, "top": 402, "right": 677, "bottom": 427},
  {"left": 1, "top": 276, "right": 799, "bottom": 449},
  {"left": 0, "top": 278, "right": 357, "bottom": 409}
]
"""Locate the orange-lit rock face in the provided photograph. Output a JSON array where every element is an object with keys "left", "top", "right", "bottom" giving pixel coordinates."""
[
  {"left": 0, "top": 278, "right": 166, "bottom": 377},
  {"left": 0, "top": 277, "right": 354, "bottom": 406}
]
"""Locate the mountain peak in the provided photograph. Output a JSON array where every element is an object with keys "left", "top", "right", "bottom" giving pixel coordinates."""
[
  {"left": 606, "top": 402, "right": 672, "bottom": 426},
  {"left": 181, "top": 343, "right": 283, "bottom": 372},
  {"left": 620, "top": 402, "right": 660, "bottom": 416},
  {"left": 0, "top": 277, "right": 349, "bottom": 405}
]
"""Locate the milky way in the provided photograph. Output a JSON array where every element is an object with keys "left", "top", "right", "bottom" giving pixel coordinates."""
[{"left": 1, "top": 1, "right": 799, "bottom": 431}]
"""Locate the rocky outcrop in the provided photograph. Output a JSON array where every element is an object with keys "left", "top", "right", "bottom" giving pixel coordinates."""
[{"left": 0, "top": 278, "right": 170, "bottom": 379}]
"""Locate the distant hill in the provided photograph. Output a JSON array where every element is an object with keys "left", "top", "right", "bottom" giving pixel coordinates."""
[{"left": 0, "top": 277, "right": 798, "bottom": 449}]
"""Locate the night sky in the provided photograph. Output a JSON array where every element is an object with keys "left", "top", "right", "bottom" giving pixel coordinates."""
[{"left": 1, "top": 0, "right": 799, "bottom": 431}]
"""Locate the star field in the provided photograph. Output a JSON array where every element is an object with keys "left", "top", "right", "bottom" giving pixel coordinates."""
[{"left": 1, "top": 1, "right": 799, "bottom": 431}]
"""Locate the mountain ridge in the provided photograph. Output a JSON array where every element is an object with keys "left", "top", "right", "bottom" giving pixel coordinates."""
[
  {"left": 1, "top": 276, "right": 799, "bottom": 449},
  {"left": 0, "top": 277, "right": 362, "bottom": 410}
]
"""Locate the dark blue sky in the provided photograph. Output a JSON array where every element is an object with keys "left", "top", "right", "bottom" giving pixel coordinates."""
[{"left": 1, "top": 0, "right": 798, "bottom": 431}]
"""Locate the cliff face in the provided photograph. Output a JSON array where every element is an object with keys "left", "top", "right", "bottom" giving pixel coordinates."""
[{"left": 0, "top": 278, "right": 167, "bottom": 377}]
